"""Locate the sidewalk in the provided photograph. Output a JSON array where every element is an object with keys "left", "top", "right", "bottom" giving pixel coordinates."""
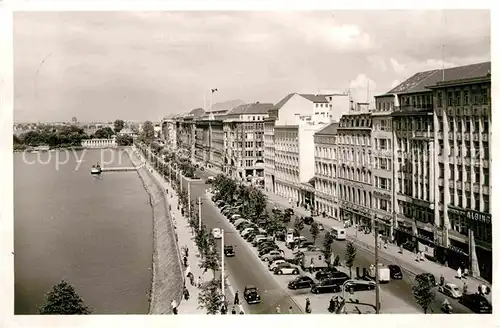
[
  {"left": 264, "top": 189, "right": 492, "bottom": 302},
  {"left": 145, "top": 155, "right": 244, "bottom": 314}
]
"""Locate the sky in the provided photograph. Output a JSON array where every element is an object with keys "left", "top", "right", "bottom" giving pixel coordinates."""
[{"left": 13, "top": 10, "right": 491, "bottom": 123}]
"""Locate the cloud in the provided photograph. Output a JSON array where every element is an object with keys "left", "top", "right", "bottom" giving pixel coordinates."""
[
  {"left": 12, "top": 10, "right": 490, "bottom": 122},
  {"left": 349, "top": 74, "right": 377, "bottom": 106}
]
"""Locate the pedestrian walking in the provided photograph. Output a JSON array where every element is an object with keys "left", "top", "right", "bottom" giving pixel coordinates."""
[
  {"left": 456, "top": 267, "right": 462, "bottom": 279},
  {"left": 184, "top": 246, "right": 189, "bottom": 258},
  {"left": 276, "top": 305, "right": 281, "bottom": 314},
  {"left": 463, "top": 281, "right": 468, "bottom": 294},
  {"left": 197, "top": 275, "right": 202, "bottom": 287},
  {"left": 328, "top": 296, "right": 336, "bottom": 313},
  {"left": 171, "top": 299, "right": 178, "bottom": 314},
  {"left": 288, "top": 306, "right": 293, "bottom": 314},
  {"left": 183, "top": 256, "right": 188, "bottom": 268},
  {"left": 464, "top": 267, "right": 469, "bottom": 278},
  {"left": 234, "top": 291, "right": 240, "bottom": 305},
  {"left": 231, "top": 307, "right": 237, "bottom": 315},
  {"left": 183, "top": 286, "right": 190, "bottom": 300},
  {"left": 239, "top": 310, "right": 245, "bottom": 314},
  {"left": 440, "top": 274, "right": 445, "bottom": 286},
  {"left": 305, "top": 298, "right": 311, "bottom": 313},
  {"left": 189, "top": 272, "right": 195, "bottom": 286},
  {"left": 221, "top": 304, "right": 227, "bottom": 315}
]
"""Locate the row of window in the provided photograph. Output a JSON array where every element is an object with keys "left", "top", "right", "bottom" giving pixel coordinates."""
[
  {"left": 437, "top": 140, "right": 489, "bottom": 159},
  {"left": 339, "top": 148, "right": 372, "bottom": 167},
  {"left": 315, "top": 146, "right": 337, "bottom": 159},
  {"left": 339, "top": 185, "right": 372, "bottom": 208},
  {"left": 339, "top": 116, "right": 372, "bottom": 128},
  {"left": 339, "top": 166, "right": 372, "bottom": 184},
  {"left": 338, "top": 134, "right": 371, "bottom": 146},
  {"left": 397, "top": 178, "right": 431, "bottom": 201},
  {"left": 439, "top": 163, "right": 489, "bottom": 183},
  {"left": 316, "top": 163, "right": 336, "bottom": 177},
  {"left": 315, "top": 179, "right": 337, "bottom": 197},
  {"left": 374, "top": 157, "right": 391, "bottom": 171},
  {"left": 437, "top": 116, "right": 489, "bottom": 133},
  {"left": 244, "top": 150, "right": 263, "bottom": 157},
  {"left": 375, "top": 177, "right": 391, "bottom": 191},
  {"left": 449, "top": 212, "right": 491, "bottom": 243},
  {"left": 394, "top": 117, "right": 433, "bottom": 131},
  {"left": 437, "top": 88, "right": 489, "bottom": 107},
  {"left": 446, "top": 188, "right": 489, "bottom": 212}
]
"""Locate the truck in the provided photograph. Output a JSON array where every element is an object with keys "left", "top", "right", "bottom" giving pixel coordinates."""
[
  {"left": 368, "top": 264, "right": 390, "bottom": 283},
  {"left": 300, "top": 251, "right": 329, "bottom": 271}
]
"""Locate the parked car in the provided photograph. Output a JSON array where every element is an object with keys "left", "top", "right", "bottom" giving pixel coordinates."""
[
  {"left": 258, "top": 245, "right": 280, "bottom": 257},
  {"left": 303, "top": 216, "right": 314, "bottom": 225},
  {"left": 261, "top": 250, "right": 284, "bottom": 261},
  {"left": 306, "top": 245, "right": 321, "bottom": 252},
  {"left": 288, "top": 276, "right": 315, "bottom": 290},
  {"left": 237, "top": 222, "right": 254, "bottom": 231},
  {"left": 344, "top": 280, "right": 376, "bottom": 292},
  {"left": 245, "top": 231, "right": 257, "bottom": 241},
  {"left": 216, "top": 200, "right": 225, "bottom": 208},
  {"left": 438, "top": 283, "right": 463, "bottom": 299},
  {"left": 315, "top": 268, "right": 342, "bottom": 280},
  {"left": 267, "top": 254, "right": 285, "bottom": 264},
  {"left": 257, "top": 241, "right": 276, "bottom": 251},
  {"left": 212, "top": 228, "right": 222, "bottom": 239},
  {"left": 234, "top": 219, "right": 250, "bottom": 228},
  {"left": 241, "top": 227, "right": 256, "bottom": 237},
  {"left": 243, "top": 285, "right": 261, "bottom": 304},
  {"left": 459, "top": 293, "right": 492, "bottom": 313},
  {"left": 254, "top": 236, "right": 274, "bottom": 246},
  {"left": 298, "top": 241, "right": 315, "bottom": 250},
  {"left": 268, "top": 259, "right": 287, "bottom": 271},
  {"left": 415, "top": 273, "right": 437, "bottom": 286},
  {"left": 387, "top": 264, "right": 403, "bottom": 280},
  {"left": 252, "top": 235, "right": 269, "bottom": 246},
  {"left": 311, "top": 278, "right": 342, "bottom": 294},
  {"left": 274, "top": 262, "right": 300, "bottom": 275},
  {"left": 224, "top": 245, "right": 235, "bottom": 257},
  {"left": 317, "top": 223, "right": 325, "bottom": 231},
  {"left": 205, "top": 176, "right": 215, "bottom": 184}
]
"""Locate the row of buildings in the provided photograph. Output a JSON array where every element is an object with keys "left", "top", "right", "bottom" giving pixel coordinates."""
[{"left": 161, "top": 61, "right": 492, "bottom": 282}]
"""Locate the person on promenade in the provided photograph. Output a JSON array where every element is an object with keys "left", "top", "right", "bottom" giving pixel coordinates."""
[
  {"left": 231, "top": 307, "right": 237, "bottom": 314},
  {"left": 171, "top": 299, "right": 178, "bottom": 314},
  {"left": 456, "top": 267, "right": 462, "bottom": 279},
  {"left": 305, "top": 298, "right": 311, "bottom": 313},
  {"left": 276, "top": 305, "right": 281, "bottom": 314},
  {"left": 183, "top": 286, "right": 190, "bottom": 300},
  {"left": 234, "top": 291, "right": 240, "bottom": 305},
  {"left": 288, "top": 306, "right": 293, "bottom": 314}
]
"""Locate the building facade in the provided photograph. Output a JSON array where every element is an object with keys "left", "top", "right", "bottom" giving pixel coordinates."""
[
  {"left": 313, "top": 123, "right": 339, "bottom": 218},
  {"left": 222, "top": 103, "right": 272, "bottom": 182},
  {"left": 264, "top": 116, "right": 277, "bottom": 193},
  {"left": 372, "top": 96, "right": 396, "bottom": 237},
  {"left": 381, "top": 61, "right": 491, "bottom": 282},
  {"left": 337, "top": 107, "right": 374, "bottom": 229}
]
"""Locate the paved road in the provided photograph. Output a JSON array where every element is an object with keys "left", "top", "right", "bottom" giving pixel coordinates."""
[
  {"left": 197, "top": 169, "right": 473, "bottom": 314},
  {"left": 183, "top": 176, "right": 303, "bottom": 314}
]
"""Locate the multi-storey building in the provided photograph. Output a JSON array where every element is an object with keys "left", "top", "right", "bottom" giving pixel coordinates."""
[
  {"left": 264, "top": 116, "right": 277, "bottom": 193},
  {"left": 313, "top": 122, "right": 339, "bottom": 218},
  {"left": 337, "top": 104, "right": 374, "bottom": 229},
  {"left": 372, "top": 95, "right": 396, "bottom": 237},
  {"left": 269, "top": 93, "right": 346, "bottom": 209},
  {"left": 194, "top": 115, "right": 211, "bottom": 164},
  {"left": 384, "top": 61, "right": 491, "bottom": 281},
  {"left": 223, "top": 103, "right": 273, "bottom": 181},
  {"left": 161, "top": 116, "right": 177, "bottom": 149},
  {"left": 175, "top": 108, "right": 205, "bottom": 160},
  {"left": 207, "top": 110, "right": 228, "bottom": 171}
]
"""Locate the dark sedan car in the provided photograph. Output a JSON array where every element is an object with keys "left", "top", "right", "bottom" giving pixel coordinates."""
[
  {"left": 311, "top": 278, "right": 342, "bottom": 294},
  {"left": 459, "top": 293, "right": 492, "bottom": 313},
  {"left": 258, "top": 245, "right": 279, "bottom": 257},
  {"left": 344, "top": 280, "right": 376, "bottom": 292},
  {"left": 387, "top": 264, "right": 403, "bottom": 279},
  {"left": 315, "top": 269, "right": 348, "bottom": 281},
  {"left": 303, "top": 216, "right": 314, "bottom": 225},
  {"left": 288, "top": 276, "right": 315, "bottom": 290},
  {"left": 244, "top": 285, "right": 261, "bottom": 304},
  {"left": 224, "top": 245, "right": 235, "bottom": 257}
]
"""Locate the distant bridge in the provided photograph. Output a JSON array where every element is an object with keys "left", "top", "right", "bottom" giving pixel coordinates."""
[{"left": 101, "top": 166, "right": 137, "bottom": 172}]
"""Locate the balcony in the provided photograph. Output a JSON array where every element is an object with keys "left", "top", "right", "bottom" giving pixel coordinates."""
[
  {"left": 464, "top": 134, "right": 470, "bottom": 141},
  {"left": 412, "top": 131, "right": 432, "bottom": 140},
  {"left": 449, "top": 180, "right": 454, "bottom": 188},
  {"left": 482, "top": 133, "right": 489, "bottom": 142},
  {"left": 482, "top": 185, "right": 490, "bottom": 195},
  {"left": 473, "top": 183, "right": 480, "bottom": 193},
  {"left": 465, "top": 182, "right": 470, "bottom": 191},
  {"left": 482, "top": 159, "right": 489, "bottom": 168},
  {"left": 395, "top": 103, "right": 434, "bottom": 113},
  {"left": 456, "top": 134, "right": 462, "bottom": 141},
  {"left": 473, "top": 133, "right": 479, "bottom": 141}
]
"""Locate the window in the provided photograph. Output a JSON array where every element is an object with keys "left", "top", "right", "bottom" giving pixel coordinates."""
[
  {"left": 379, "top": 158, "right": 388, "bottom": 170},
  {"left": 380, "top": 120, "right": 387, "bottom": 131},
  {"left": 439, "top": 187, "right": 444, "bottom": 203},
  {"left": 483, "top": 168, "right": 489, "bottom": 185},
  {"left": 484, "top": 198, "right": 489, "bottom": 213},
  {"left": 448, "top": 92, "right": 453, "bottom": 106},
  {"left": 455, "top": 91, "right": 461, "bottom": 106},
  {"left": 449, "top": 164, "right": 454, "bottom": 179},
  {"left": 380, "top": 199, "right": 388, "bottom": 211},
  {"left": 458, "top": 166, "right": 463, "bottom": 180},
  {"left": 379, "top": 138, "right": 387, "bottom": 150},
  {"left": 439, "top": 163, "right": 444, "bottom": 178},
  {"left": 379, "top": 177, "right": 388, "bottom": 190},
  {"left": 449, "top": 188, "right": 455, "bottom": 206},
  {"left": 437, "top": 92, "right": 443, "bottom": 107},
  {"left": 458, "top": 191, "right": 463, "bottom": 207},
  {"left": 438, "top": 140, "right": 443, "bottom": 155},
  {"left": 464, "top": 90, "right": 469, "bottom": 105},
  {"left": 474, "top": 193, "right": 480, "bottom": 210},
  {"left": 448, "top": 118, "right": 454, "bottom": 131},
  {"left": 483, "top": 119, "right": 489, "bottom": 133},
  {"left": 466, "top": 196, "right": 471, "bottom": 208},
  {"left": 483, "top": 142, "right": 489, "bottom": 159},
  {"left": 481, "top": 88, "right": 488, "bottom": 104}
]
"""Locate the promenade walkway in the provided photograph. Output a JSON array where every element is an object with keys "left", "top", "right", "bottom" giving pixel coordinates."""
[
  {"left": 264, "top": 190, "right": 492, "bottom": 302},
  {"left": 141, "top": 153, "right": 243, "bottom": 314}
]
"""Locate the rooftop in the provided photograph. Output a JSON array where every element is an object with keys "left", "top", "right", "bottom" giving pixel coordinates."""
[
  {"left": 315, "top": 122, "right": 338, "bottom": 136},
  {"left": 273, "top": 93, "right": 330, "bottom": 111},
  {"left": 383, "top": 61, "right": 491, "bottom": 95},
  {"left": 227, "top": 102, "right": 274, "bottom": 115}
]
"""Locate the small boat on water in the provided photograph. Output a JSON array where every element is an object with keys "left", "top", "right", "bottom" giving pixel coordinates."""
[{"left": 90, "top": 163, "right": 102, "bottom": 175}]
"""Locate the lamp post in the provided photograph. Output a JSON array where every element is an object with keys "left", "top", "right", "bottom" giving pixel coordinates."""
[
  {"left": 374, "top": 220, "right": 380, "bottom": 314},
  {"left": 221, "top": 228, "right": 225, "bottom": 298},
  {"left": 197, "top": 197, "right": 202, "bottom": 231}
]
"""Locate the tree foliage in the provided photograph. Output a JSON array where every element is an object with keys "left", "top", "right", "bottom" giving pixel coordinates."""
[
  {"left": 94, "top": 127, "right": 114, "bottom": 139},
  {"left": 310, "top": 222, "right": 320, "bottom": 243},
  {"left": 198, "top": 277, "right": 229, "bottom": 315},
  {"left": 322, "top": 231, "right": 334, "bottom": 267},
  {"left": 140, "top": 121, "right": 155, "bottom": 144},
  {"left": 39, "top": 280, "right": 91, "bottom": 315},
  {"left": 344, "top": 241, "right": 357, "bottom": 278},
  {"left": 200, "top": 242, "right": 220, "bottom": 278},
  {"left": 15, "top": 125, "right": 89, "bottom": 148},
  {"left": 265, "top": 210, "right": 285, "bottom": 237},
  {"left": 116, "top": 134, "right": 133, "bottom": 146},
  {"left": 113, "top": 119, "right": 125, "bottom": 133},
  {"left": 293, "top": 217, "right": 304, "bottom": 236},
  {"left": 412, "top": 275, "right": 436, "bottom": 313}
]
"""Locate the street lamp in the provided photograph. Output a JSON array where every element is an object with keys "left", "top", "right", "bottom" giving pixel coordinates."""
[
  {"left": 221, "top": 228, "right": 225, "bottom": 298},
  {"left": 196, "top": 197, "right": 203, "bottom": 231}
]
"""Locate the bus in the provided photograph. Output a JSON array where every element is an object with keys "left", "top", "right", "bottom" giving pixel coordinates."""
[{"left": 331, "top": 227, "right": 346, "bottom": 240}]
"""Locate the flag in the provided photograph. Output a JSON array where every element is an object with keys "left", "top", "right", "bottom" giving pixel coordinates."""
[{"left": 211, "top": 88, "right": 218, "bottom": 93}]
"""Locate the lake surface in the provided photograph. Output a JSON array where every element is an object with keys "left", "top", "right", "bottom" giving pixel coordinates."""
[{"left": 14, "top": 148, "right": 153, "bottom": 314}]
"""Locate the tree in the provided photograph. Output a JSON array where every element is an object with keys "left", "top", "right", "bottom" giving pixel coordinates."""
[
  {"left": 322, "top": 231, "right": 334, "bottom": 267},
  {"left": 310, "top": 222, "right": 320, "bottom": 243},
  {"left": 265, "top": 210, "right": 285, "bottom": 237},
  {"left": 114, "top": 119, "right": 125, "bottom": 133},
  {"left": 246, "top": 187, "right": 267, "bottom": 223},
  {"left": 333, "top": 254, "right": 341, "bottom": 267},
  {"left": 293, "top": 217, "right": 304, "bottom": 237},
  {"left": 39, "top": 280, "right": 91, "bottom": 314},
  {"left": 198, "top": 277, "right": 228, "bottom": 315},
  {"left": 140, "top": 121, "right": 155, "bottom": 144},
  {"left": 94, "top": 127, "right": 114, "bottom": 139},
  {"left": 199, "top": 245, "right": 219, "bottom": 279},
  {"left": 344, "top": 241, "right": 357, "bottom": 278},
  {"left": 412, "top": 275, "right": 436, "bottom": 313},
  {"left": 116, "top": 134, "right": 133, "bottom": 146}
]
